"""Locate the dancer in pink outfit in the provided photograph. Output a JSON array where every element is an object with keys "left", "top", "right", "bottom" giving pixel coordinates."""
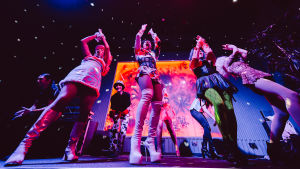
[
  {"left": 156, "top": 89, "right": 180, "bottom": 157},
  {"left": 5, "top": 29, "right": 112, "bottom": 166},
  {"left": 216, "top": 44, "right": 300, "bottom": 163}
]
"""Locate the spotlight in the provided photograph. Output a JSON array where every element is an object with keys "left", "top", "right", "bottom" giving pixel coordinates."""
[{"left": 233, "top": 0, "right": 238, "bottom": 3}]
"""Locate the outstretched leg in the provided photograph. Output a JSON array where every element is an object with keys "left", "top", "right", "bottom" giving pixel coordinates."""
[
  {"left": 63, "top": 88, "right": 98, "bottom": 161},
  {"left": 164, "top": 119, "right": 180, "bottom": 156},
  {"left": 5, "top": 83, "right": 78, "bottom": 166},
  {"left": 204, "top": 88, "right": 229, "bottom": 141},
  {"left": 253, "top": 78, "right": 300, "bottom": 126}
]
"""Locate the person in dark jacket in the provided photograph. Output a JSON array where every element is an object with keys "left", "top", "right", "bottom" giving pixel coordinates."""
[{"left": 108, "top": 80, "right": 131, "bottom": 156}]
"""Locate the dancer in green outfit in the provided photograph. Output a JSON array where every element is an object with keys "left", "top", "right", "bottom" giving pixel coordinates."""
[{"left": 189, "top": 35, "right": 246, "bottom": 165}]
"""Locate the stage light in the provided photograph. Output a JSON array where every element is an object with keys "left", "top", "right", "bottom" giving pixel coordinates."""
[
  {"left": 233, "top": 0, "right": 238, "bottom": 3},
  {"left": 48, "top": 0, "right": 85, "bottom": 9},
  {"left": 90, "top": 3, "right": 95, "bottom": 7}
]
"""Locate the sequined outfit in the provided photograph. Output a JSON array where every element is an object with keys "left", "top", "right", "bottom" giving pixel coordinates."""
[
  {"left": 135, "top": 49, "right": 161, "bottom": 84},
  {"left": 227, "top": 61, "right": 271, "bottom": 85}
]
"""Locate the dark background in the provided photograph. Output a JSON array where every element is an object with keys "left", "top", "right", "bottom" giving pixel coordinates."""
[{"left": 1, "top": 0, "right": 299, "bottom": 147}]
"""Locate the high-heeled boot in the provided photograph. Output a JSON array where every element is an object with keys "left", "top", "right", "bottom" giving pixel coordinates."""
[
  {"left": 166, "top": 119, "right": 180, "bottom": 157},
  {"left": 63, "top": 122, "right": 86, "bottom": 161},
  {"left": 175, "top": 144, "right": 180, "bottom": 157},
  {"left": 208, "top": 140, "right": 222, "bottom": 159},
  {"left": 5, "top": 109, "right": 61, "bottom": 166},
  {"left": 144, "top": 101, "right": 162, "bottom": 162},
  {"left": 129, "top": 88, "right": 153, "bottom": 164},
  {"left": 201, "top": 139, "right": 210, "bottom": 158},
  {"left": 144, "top": 138, "right": 161, "bottom": 162}
]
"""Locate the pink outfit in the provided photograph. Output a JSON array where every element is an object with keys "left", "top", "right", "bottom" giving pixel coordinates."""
[
  {"left": 59, "top": 56, "right": 105, "bottom": 97},
  {"left": 227, "top": 61, "right": 271, "bottom": 85}
]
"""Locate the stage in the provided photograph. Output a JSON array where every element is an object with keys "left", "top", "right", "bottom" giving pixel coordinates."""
[{"left": 0, "top": 155, "right": 289, "bottom": 169}]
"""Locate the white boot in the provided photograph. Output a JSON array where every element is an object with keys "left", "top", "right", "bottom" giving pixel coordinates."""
[
  {"left": 129, "top": 137, "right": 143, "bottom": 164},
  {"left": 144, "top": 101, "right": 162, "bottom": 162},
  {"left": 63, "top": 122, "right": 86, "bottom": 161},
  {"left": 5, "top": 109, "right": 61, "bottom": 166},
  {"left": 129, "top": 88, "right": 153, "bottom": 164}
]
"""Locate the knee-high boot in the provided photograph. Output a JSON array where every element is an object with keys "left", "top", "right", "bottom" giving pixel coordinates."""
[
  {"left": 5, "top": 109, "right": 62, "bottom": 166},
  {"left": 165, "top": 119, "right": 180, "bottom": 157},
  {"left": 144, "top": 101, "right": 162, "bottom": 163},
  {"left": 201, "top": 139, "right": 210, "bottom": 158},
  {"left": 130, "top": 89, "right": 153, "bottom": 164},
  {"left": 63, "top": 122, "right": 86, "bottom": 161}
]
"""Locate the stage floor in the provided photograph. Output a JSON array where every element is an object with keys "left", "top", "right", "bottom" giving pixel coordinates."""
[{"left": 0, "top": 155, "right": 291, "bottom": 168}]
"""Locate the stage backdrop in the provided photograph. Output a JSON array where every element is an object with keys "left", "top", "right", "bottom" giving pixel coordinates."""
[{"left": 103, "top": 60, "right": 222, "bottom": 138}]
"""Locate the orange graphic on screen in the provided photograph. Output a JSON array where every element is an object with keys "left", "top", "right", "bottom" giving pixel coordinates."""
[{"left": 104, "top": 60, "right": 222, "bottom": 138}]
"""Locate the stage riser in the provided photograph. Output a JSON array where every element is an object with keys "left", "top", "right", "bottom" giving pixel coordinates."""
[{"left": 123, "top": 137, "right": 268, "bottom": 157}]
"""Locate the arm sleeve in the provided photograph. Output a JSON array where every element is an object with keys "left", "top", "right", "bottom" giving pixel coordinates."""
[{"left": 110, "top": 95, "right": 117, "bottom": 110}]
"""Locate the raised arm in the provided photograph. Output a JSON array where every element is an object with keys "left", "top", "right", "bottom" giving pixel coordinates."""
[
  {"left": 99, "top": 29, "right": 112, "bottom": 76},
  {"left": 223, "top": 44, "right": 248, "bottom": 60},
  {"left": 222, "top": 44, "right": 239, "bottom": 68},
  {"left": 148, "top": 28, "right": 161, "bottom": 59},
  {"left": 198, "top": 36, "right": 216, "bottom": 65},
  {"left": 81, "top": 32, "right": 100, "bottom": 57},
  {"left": 135, "top": 24, "right": 147, "bottom": 55},
  {"left": 237, "top": 47, "right": 248, "bottom": 59},
  {"left": 189, "top": 36, "right": 202, "bottom": 69}
]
